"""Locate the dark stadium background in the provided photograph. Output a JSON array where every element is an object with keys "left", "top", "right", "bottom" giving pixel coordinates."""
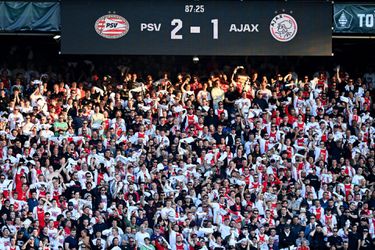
[{"left": 1, "top": 35, "right": 374, "bottom": 80}]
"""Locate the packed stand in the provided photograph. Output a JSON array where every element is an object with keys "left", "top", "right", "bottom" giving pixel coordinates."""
[{"left": 0, "top": 64, "right": 374, "bottom": 250}]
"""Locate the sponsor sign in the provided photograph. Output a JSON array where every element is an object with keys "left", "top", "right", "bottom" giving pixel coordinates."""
[{"left": 334, "top": 4, "right": 375, "bottom": 34}]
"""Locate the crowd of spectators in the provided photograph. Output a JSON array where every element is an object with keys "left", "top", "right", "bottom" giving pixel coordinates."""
[{"left": 0, "top": 62, "right": 374, "bottom": 250}]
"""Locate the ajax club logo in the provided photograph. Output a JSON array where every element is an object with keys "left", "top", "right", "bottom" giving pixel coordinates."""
[
  {"left": 94, "top": 14, "right": 129, "bottom": 39},
  {"left": 270, "top": 13, "right": 298, "bottom": 42}
]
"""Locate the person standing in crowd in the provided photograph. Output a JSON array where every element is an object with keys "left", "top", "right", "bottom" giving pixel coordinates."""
[{"left": 0, "top": 61, "right": 373, "bottom": 250}]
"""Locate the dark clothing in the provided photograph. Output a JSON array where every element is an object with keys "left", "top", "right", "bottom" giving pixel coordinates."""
[
  {"left": 253, "top": 97, "right": 269, "bottom": 110},
  {"left": 361, "top": 234, "right": 372, "bottom": 250},
  {"left": 204, "top": 114, "right": 218, "bottom": 126},
  {"left": 306, "top": 174, "right": 320, "bottom": 191},
  {"left": 279, "top": 230, "right": 295, "bottom": 249},
  {"left": 310, "top": 231, "right": 325, "bottom": 249},
  {"left": 93, "top": 222, "right": 108, "bottom": 235},
  {"left": 291, "top": 223, "right": 304, "bottom": 237},
  {"left": 0, "top": 95, "right": 9, "bottom": 111},
  {"left": 213, "top": 132, "right": 226, "bottom": 143},
  {"left": 327, "top": 235, "right": 343, "bottom": 249},
  {"left": 27, "top": 198, "right": 38, "bottom": 212},
  {"left": 0, "top": 206, "right": 10, "bottom": 218},
  {"left": 64, "top": 235, "right": 79, "bottom": 249},
  {"left": 348, "top": 231, "right": 361, "bottom": 250},
  {"left": 72, "top": 116, "right": 84, "bottom": 133},
  {"left": 225, "top": 133, "right": 237, "bottom": 147}
]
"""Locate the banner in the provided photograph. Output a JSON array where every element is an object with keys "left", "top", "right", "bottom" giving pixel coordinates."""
[
  {"left": 0, "top": 2, "right": 60, "bottom": 32},
  {"left": 334, "top": 4, "right": 375, "bottom": 34},
  {"left": 61, "top": 0, "right": 332, "bottom": 56}
]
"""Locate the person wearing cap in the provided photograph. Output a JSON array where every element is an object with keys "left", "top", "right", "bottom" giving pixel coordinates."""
[
  {"left": 63, "top": 201, "right": 79, "bottom": 221},
  {"left": 92, "top": 235, "right": 106, "bottom": 250},
  {"left": 225, "top": 127, "right": 237, "bottom": 147},
  {"left": 361, "top": 228, "right": 372, "bottom": 249}
]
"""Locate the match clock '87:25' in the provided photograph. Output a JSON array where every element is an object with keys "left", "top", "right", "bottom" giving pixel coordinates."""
[
  {"left": 185, "top": 5, "right": 205, "bottom": 13},
  {"left": 171, "top": 19, "right": 218, "bottom": 40}
]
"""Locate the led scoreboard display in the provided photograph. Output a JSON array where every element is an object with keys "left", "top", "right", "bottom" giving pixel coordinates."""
[{"left": 61, "top": 0, "right": 332, "bottom": 56}]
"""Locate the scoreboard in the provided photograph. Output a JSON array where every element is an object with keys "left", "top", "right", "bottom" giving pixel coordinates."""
[{"left": 61, "top": 0, "right": 332, "bottom": 56}]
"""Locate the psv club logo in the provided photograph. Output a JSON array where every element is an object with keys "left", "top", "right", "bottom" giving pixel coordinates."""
[
  {"left": 94, "top": 14, "right": 129, "bottom": 39},
  {"left": 270, "top": 14, "right": 298, "bottom": 42}
]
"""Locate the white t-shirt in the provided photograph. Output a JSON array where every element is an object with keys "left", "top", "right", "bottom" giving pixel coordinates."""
[
  {"left": 77, "top": 170, "right": 89, "bottom": 186},
  {"left": 219, "top": 224, "right": 231, "bottom": 239},
  {"left": 5, "top": 246, "right": 20, "bottom": 250},
  {"left": 51, "top": 234, "right": 65, "bottom": 250},
  {"left": 352, "top": 174, "right": 365, "bottom": 186},
  {"left": 47, "top": 227, "right": 58, "bottom": 237},
  {"left": 161, "top": 207, "right": 175, "bottom": 219},
  {"left": 364, "top": 72, "right": 375, "bottom": 88},
  {"left": 0, "top": 237, "right": 11, "bottom": 248},
  {"left": 48, "top": 206, "right": 62, "bottom": 220},
  {"left": 8, "top": 112, "right": 24, "bottom": 130},
  {"left": 135, "top": 231, "right": 150, "bottom": 245}
]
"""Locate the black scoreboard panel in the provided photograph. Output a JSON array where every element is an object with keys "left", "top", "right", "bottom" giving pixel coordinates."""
[{"left": 61, "top": 0, "right": 332, "bottom": 56}]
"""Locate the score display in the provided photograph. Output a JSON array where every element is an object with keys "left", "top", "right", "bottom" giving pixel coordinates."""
[
  {"left": 169, "top": 18, "right": 219, "bottom": 40},
  {"left": 62, "top": 0, "right": 332, "bottom": 56}
]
